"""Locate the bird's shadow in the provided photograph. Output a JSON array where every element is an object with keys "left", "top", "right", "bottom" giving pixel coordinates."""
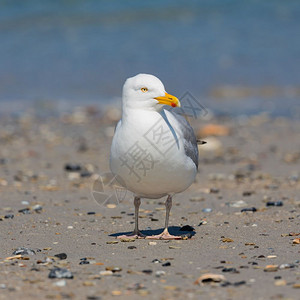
[{"left": 109, "top": 226, "right": 196, "bottom": 239}]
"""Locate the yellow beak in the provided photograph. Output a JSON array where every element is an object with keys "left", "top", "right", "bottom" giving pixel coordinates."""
[{"left": 155, "top": 92, "right": 181, "bottom": 108}]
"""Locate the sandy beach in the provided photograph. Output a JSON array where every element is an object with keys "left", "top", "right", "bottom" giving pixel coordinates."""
[{"left": 0, "top": 107, "right": 299, "bottom": 300}]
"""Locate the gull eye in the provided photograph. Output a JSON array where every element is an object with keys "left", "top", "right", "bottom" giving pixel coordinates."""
[{"left": 141, "top": 87, "right": 148, "bottom": 93}]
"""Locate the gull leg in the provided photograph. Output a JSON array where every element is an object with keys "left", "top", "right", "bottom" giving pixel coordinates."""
[
  {"left": 146, "top": 195, "right": 181, "bottom": 240},
  {"left": 118, "top": 196, "right": 145, "bottom": 239}
]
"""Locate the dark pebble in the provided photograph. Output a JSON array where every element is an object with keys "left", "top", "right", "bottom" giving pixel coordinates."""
[
  {"left": 128, "top": 246, "right": 137, "bottom": 249},
  {"left": 54, "top": 253, "right": 67, "bottom": 260},
  {"left": 64, "top": 164, "right": 81, "bottom": 172},
  {"left": 241, "top": 207, "right": 257, "bottom": 212},
  {"left": 80, "top": 171, "right": 92, "bottom": 178},
  {"left": 18, "top": 208, "right": 31, "bottom": 214},
  {"left": 162, "top": 262, "right": 171, "bottom": 267},
  {"left": 221, "top": 281, "right": 232, "bottom": 287},
  {"left": 210, "top": 188, "right": 219, "bottom": 194},
  {"left": 79, "top": 260, "right": 90, "bottom": 265},
  {"left": 150, "top": 218, "right": 159, "bottom": 221},
  {"left": 222, "top": 267, "right": 239, "bottom": 273},
  {"left": 87, "top": 297, "right": 102, "bottom": 300},
  {"left": 242, "top": 191, "right": 254, "bottom": 196},
  {"left": 87, "top": 212, "right": 96, "bottom": 215},
  {"left": 13, "top": 247, "right": 36, "bottom": 256},
  {"left": 274, "top": 276, "right": 282, "bottom": 280},
  {"left": 48, "top": 267, "right": 73, "bottom": 279},
  {"left": 266, "top": 201, "right": 283, "bottom": 207},
  {"left": 233, "top": 281, "right": 246, "bottom": 286},
  {"left": 4, "top": 214, "right": 14, "bottom": 219},
  {"left": 179, "top": 225, "right": 195, "bottom": 231},
  {"left": 80, "top": 257, "right": 87, "bottom": 261},
  {"left": 142, "top": 269, "right": 153, "bottom": 274}
]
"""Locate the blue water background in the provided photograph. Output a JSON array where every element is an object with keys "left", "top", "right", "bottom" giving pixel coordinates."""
[{"left": 0, "top": 0, "right": 299, "bottom": 117}]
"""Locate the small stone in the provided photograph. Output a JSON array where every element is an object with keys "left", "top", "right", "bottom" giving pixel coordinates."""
[
  {"left": 155, "top": 270, "right": 166, "bottom": 277},
  {"left": 106, "top": 266, "right": 122, "bottom": 272},
  {"left": 54, "top": 280, "right": 67, "bottom": 287},
  {"left": 266, "top": 201, "right": 283, "bottom": 207},
  {"left": 4, "top": 214, "right": 14, "bottom": 219},
  {"left": 142, "top": 269, "right": 153, "bottom": 274},
  {"left": 169, "top": 246, "right": 181, "bottom": 249},
  {"left": 120, "top": 238, "right": 135, "bottom": 242},
  {"left": 152, "top": 259, "right": 161, "bottom": 263},
  {"left": 128, "top": 246, "right": 137, "bottom": 249},
  {"left": 179, "top": 225, "right": 195, "bottom": 231},
  {"left": 87, "top": 212, "right": 96, "bottom": 215},
  {"left": 202, "top": 208, "right": 212, "bottom": 213},
  {"left": 13, "top": 247, "right": 36, "bottom": 256},
  {"left": 111, "top": 290, "right": 122, "bottom": 296},
  {"left": 289, "top": 232, "right": 300, "bottom": 236},
  {"left": 83, "top": 281, "right": 95, "bottom": 286},
  {"left": 79, "top": 260, "right": 90, "bottom": 265},
  {"left": 162, "top": 262, "right": 171, "bottom": 267},
  {"left": 274, "top": 280, "right": 286, "bottom": 286},
  {"left": 241, "top": 207, "right": 257, "bottom": 212},
  {"left": 32, "top": 204, "right": 43, "bottom": 213},
  {"left": 210, "top": 188, "right": 219, "bottom": 194},
  {"left": 163, "top": 285, "right": 178, "bottom": 291},
  {"left": 230, "top": 200, "right": 247, "bottom": 208},
  {"left": 233, "top": 281, "right": 246, "bottom": 286},
  {"left": 293, "top": 283, "right": 300, "bottom": 288},
  {"left": 99, "top": 270, "right": 113, "bottom": 276},
  {"left": 267, "top": 255, "right": 277, "bottom": 259},
  {"left": 293, "top": 238, "right": 300, "bottom": 244},
  {"left": 18, "top": 208, "right": 31, "bottom": 214},
  {"left": 221, "top": 238, "right": 234, "bottom": 243},
  {"left": 198, "top": 220, "right": 207, "bottom": 226},
  {"left": 48, "top": 268, "right": 73, "bottom": 279},
  {"left": 242, "top": 191, "right": 254, "bottom": 196},
  {"left": 106, "top": 241, "right": 118, "bottom": 244},
  {"left": 264, "top": 265, "right": 278, "bottom": 272},
  {"left": 106, "top": 204, "right": 116, "bottom": 209},
  {"left": 279, "top": 263, "right": 296, "bottom": 269},
  {"left": 64, "top": 164, "right": 81, "bottom": 172},
  {"left": 148, "top": 241, "right": 157, "bottom": 246},
  {"left": 68, "top": 172, "right": 80, "bottom": 180},
  {"left": 54, "top": 253, "right": 67, "bottom": 260},
  {"left": 194, "top": 273, "right": 226, "bottom": 285},
  {"left": 222, "top": 268, "right": 239, "bottom": 273}
]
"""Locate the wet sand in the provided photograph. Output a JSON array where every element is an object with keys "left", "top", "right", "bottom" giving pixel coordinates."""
[{"left": 0, "top": 108, "right": 299, "bottom": 299}]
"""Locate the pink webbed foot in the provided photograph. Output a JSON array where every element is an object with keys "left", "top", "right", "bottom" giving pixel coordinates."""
[
  {"left": 146, "top": 229, "right": 182, "bottom": 240},
  {"left": 117, "top": 230, "right": 146, "bottom": 239}
]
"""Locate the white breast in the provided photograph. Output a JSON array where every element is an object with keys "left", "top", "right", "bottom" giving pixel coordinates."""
[{"left": 110, "top": 109, "right": 197, "bottom": 198}]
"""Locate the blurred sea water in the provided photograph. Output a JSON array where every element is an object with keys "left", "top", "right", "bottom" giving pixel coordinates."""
[{"left": 0, "top": 0, "right": 299, "bottom": 117}]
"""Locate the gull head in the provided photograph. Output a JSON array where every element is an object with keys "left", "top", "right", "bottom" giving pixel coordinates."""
[{"left": 122, "top": 73, "right": 180, "bottom": 112}]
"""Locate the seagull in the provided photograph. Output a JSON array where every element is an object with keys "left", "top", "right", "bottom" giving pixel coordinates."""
[{"left": 110, "top": 74, "right": 199, "bottom": 239}]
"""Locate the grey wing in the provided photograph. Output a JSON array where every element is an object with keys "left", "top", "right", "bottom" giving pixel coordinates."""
[{"left": 170, "top": 111, "right": 199, "bottom": 169}]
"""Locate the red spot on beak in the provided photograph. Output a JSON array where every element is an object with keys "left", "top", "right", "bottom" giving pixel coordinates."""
[{"left": 171, "top": 103, "right": 176, "bottom": 107}]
